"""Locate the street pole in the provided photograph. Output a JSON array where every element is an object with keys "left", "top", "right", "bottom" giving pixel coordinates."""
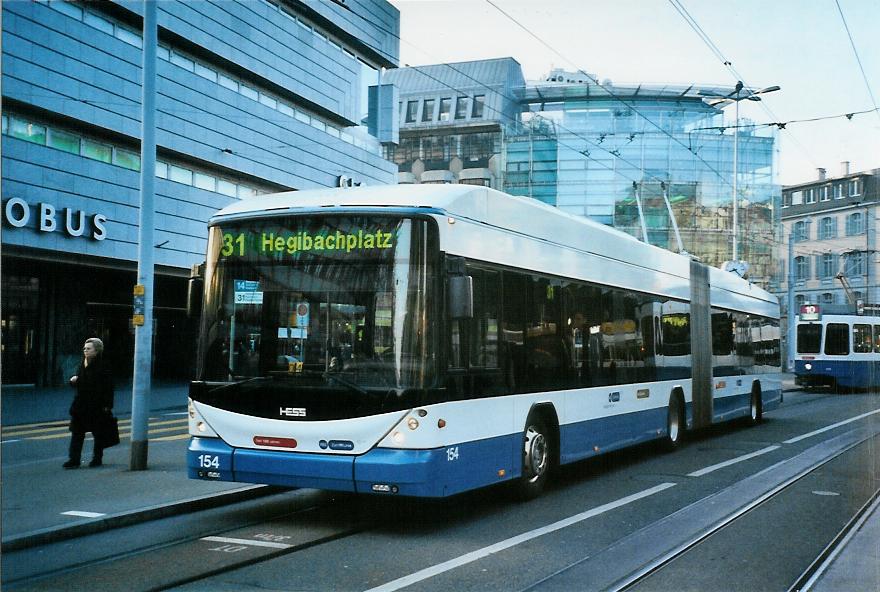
[
  {"left": 787, "top": 231, "right": 796, "bottom": 371},
  {"left": 131, "top": 0, "right": 157, "bottom": 471},
  {"left": 732, "top": 82, "right": 742, "bottom": 262}
]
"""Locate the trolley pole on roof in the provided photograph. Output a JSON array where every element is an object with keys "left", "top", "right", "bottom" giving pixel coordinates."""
[{"left": 130, "top": 0, "right": 157, "bottom": 471}]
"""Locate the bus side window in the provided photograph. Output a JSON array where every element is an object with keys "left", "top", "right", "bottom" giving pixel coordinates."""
[{"left": 824, "top": 323, "right": 849, "bottom": 355}]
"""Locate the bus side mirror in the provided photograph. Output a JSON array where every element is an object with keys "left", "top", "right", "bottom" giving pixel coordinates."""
[
  {"left": 448, "top": 275, "right": 473, "bottom": 319},
  {"left": 187, "top": 263, "right": 205, "bottom": 319}
]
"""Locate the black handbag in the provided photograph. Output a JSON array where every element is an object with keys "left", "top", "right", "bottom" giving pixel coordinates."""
[{"left": 98, "top": 413, "right": 120, "bottom": 448}]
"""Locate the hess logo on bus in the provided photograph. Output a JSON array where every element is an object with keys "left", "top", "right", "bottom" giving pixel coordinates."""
[{"left": 279, "top": 407, "right": 307, "bottom": 417}]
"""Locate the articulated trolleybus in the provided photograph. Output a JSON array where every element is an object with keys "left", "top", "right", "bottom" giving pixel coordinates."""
[
  {"left": 794, "top": 303, "right": 880, "bottom": 390},
  {"left": 187, "top": 185, "right": 782, "bottom": 499}
]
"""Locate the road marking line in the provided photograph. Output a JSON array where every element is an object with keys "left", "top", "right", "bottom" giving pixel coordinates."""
[
  {"left": 1, "top": 439, "right": 22, "bottom": 444},
  {"left": 4, "top": 419, "right": 70, "bottom": 430},
  {"left": 363, "top": 482, "right": 676, "bottom": 592},
  {"left": 687, "top": 445, "right": 781, "bottom": 477},
  {"left": 152, "top": 433, "right": 191, "bottom": 442},
  {"left": 62, "top": 510, "right": 105, "bottom": 518},
  {"left": 3, "top": 425, "right": 71, "bottom": 437},
  {"left": 201, "top": 536, "right": 292, "bottom": 549},
  {"left": 783, "top": 408, "right": 880, "bottom": 444}
]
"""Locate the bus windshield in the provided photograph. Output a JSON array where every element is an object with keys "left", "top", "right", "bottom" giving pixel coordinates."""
[{"left": 195, "top": 215, "right": 435, "bottom": 417}]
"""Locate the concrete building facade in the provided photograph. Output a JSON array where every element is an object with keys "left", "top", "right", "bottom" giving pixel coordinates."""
[
  {"left": 778, "top": 164, "right": 879, "bottom": 309},
  {"left": 1, "top": 0, "right": 399, "bottom": 385}
]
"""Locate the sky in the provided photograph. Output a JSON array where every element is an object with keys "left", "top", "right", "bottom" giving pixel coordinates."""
[{"left": 388, "top": 0, "right": 880, "bottom": 186}]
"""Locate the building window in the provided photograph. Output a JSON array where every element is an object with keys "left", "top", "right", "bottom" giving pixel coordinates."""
[
  {"left": 791, "top": 191, "right": 803, "bottom": 205},
  {"left": 848, "top": 179, "right": 862, "bottom": 196},
  {"left": 47, "top": 129, "right": 81, "bottom": 154},
  {"left": 844, "top": 252, "right": 865, "bottom": 276},
  {"left": 805, "top": 188, "right": 816, "bottom": 204},
  {"left": 113, "top": 148, "right": 140, "bottom": 171},
  {"left": 472, "top": 95, "right": 485, "bottom": 118},
  {"left": 834, "top": 184, "right": 844, "bottom": 199},
  {"left": 846, "top": 212, "right": 864, "bottom": 235},
  {"left": 422, "top": 99, "right": 435, "bottom": 122},
  {"left": 795, "top": 256, "right": 809, "bottom": 281},
  {"left": 782, "top": 193, "right": 790, "bottom": 208},
  {"left": 821, "top": 292, "right": 835, "bottom": 304},
  {"left": 820, "top": 253, "right": 835, "bottom": 279},
  {"left": 439, "top": 98, "right": 452, "bottom": 121},
  {"left": 81, "top": 139, "right": 112, "bottom": 163},
  {"left": 795, "top": 294, "right": 806, "bottom": 307},
  {"left": 9, "top": 117, "right": 46, "bottom": 144},
  {"left": 194, "top": 172, "right": 216, "bottom": 192},
  {"left": 405, "top": 100, "right": 418, "bottom": 123},
  {"left": 793, "top": 220, "right": 809, "bottom": 242},
  {"left": 169, "top": 165, "right": 194, "bottom": 185},
  {"left": 818, "top": 217, "right": 836, "bottom": 239},
  {"left": 455, "top": 96, "right": 470, "bottom": 120},
  {"left": 196, "top": 62, "right": 217, "bottom": 82},
  {"left": 821, "top": 186, "right": 831, "bottom": 201}
]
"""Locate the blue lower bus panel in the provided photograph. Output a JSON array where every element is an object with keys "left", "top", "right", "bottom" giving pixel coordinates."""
[
  {"left": 354, "top": 433, "right": 517, "bottom": 498},
  {"left": 188, "top": 434, "right": 518, "bottom": 498},
  {"left": 187, "top": 437, "right": 234, "bottom": 482}
]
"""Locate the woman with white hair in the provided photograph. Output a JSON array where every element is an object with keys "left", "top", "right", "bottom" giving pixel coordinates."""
[{"left": 64, "top": 337, "right": 115, "bottom": 468}]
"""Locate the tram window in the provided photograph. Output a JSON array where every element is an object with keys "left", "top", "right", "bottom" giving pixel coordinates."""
[
  {"left": 875, "top": 326, "right": 880, "bottom": 352},
  {"left": 853, "top": 324, "right": 872, "bottom": 353},
  {"left": 797, "top": 324, "right": 821, "bottom": 353},
  {"left": 824, "top": 323, "right": 849, "bottom": 355}
]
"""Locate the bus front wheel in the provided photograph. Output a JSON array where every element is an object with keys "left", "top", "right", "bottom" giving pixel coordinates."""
[{"left": 517, "top": 415, "right": 553, "bottom": 500}]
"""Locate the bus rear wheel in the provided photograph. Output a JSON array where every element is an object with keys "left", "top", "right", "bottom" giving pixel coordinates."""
[
  {"left": 664, "top": 394, "right": 685, "bottom": 451},
  {"left": 517, "top": 415, "right": 553, "bottom": 500},
  {"left": 747, "top": 388, "right": 763, "bottom": 425}
]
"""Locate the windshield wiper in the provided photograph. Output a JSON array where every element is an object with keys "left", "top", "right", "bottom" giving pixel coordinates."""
[
  {"left": 208, "top": 376, "right": 270, "bottom": 393},
  {"left": 323, "top": 371, "right": 369, "bottom": 396}
]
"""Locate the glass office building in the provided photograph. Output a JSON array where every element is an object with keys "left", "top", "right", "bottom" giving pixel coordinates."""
[{"left": 507, "top": 70, "right": 780, "bottom": 284}]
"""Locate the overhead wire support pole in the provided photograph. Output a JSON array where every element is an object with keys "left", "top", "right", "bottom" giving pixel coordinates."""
[
  {"left": 131, "top": 0, "right": 157, "bottom": 471},
  {"left": 732, "top": 81, "right": 741, "bottom": 262},
  {"left": 661, "top": 181, "right": 685, "bottom": 254}
]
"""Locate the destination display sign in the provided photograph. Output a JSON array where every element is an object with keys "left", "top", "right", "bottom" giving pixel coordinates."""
[
  {"left": 216, "top": 217, "right": 402, "bottom": 262},
  {"left": 799, "top": 304, "right": 820, "bottom": 321}
]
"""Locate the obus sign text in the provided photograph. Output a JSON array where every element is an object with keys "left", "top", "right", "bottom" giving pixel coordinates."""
[{"left": 3, "top": 197, "right": 108, "bottom": 240}]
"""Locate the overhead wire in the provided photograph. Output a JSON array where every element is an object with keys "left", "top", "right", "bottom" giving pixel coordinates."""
[
  {"left": 667, "top": 0, "right": 822, "bottom": 171},
  {"left": 834, "top": 0, "right": 880, "bottom": 125}
]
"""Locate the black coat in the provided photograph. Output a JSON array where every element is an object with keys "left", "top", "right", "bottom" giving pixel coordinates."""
[{"left": 69, "top": 357, "right": 115, "bottom": 433}]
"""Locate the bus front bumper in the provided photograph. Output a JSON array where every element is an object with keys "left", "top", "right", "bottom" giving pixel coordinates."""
[{"left": 187, "top": 437, "right": 510, "bottom": 498}]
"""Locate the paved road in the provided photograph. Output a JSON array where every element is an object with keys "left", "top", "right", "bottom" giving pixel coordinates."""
[{"left": 3, "top": 387, "right": 878, "bottom": 591}]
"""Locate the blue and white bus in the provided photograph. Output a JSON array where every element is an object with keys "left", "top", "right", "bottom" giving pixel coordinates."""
[
  {"left": 794, "top": 304, "right": 880, "bottom": 390},
  {"left": 187, "top": 185, "right": 782, "bottom": 498}
]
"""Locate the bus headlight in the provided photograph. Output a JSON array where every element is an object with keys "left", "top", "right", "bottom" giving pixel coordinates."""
[
  {"left": 407, "top": 417, "right": 419, "bottom": 430},
  {"left": 392, "top": 431, "right": 405, "bottom": 444},
  {"left": 805, "top": 363, "right": 812, "bottom": 371}
]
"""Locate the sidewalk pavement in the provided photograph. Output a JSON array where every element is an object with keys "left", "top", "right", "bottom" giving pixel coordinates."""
[
  {"left": 4, "top": 371, "right": 875, "bottom": 592},
  {"left": 1, "top": 380, "right": 278, "bottom": 551}
]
